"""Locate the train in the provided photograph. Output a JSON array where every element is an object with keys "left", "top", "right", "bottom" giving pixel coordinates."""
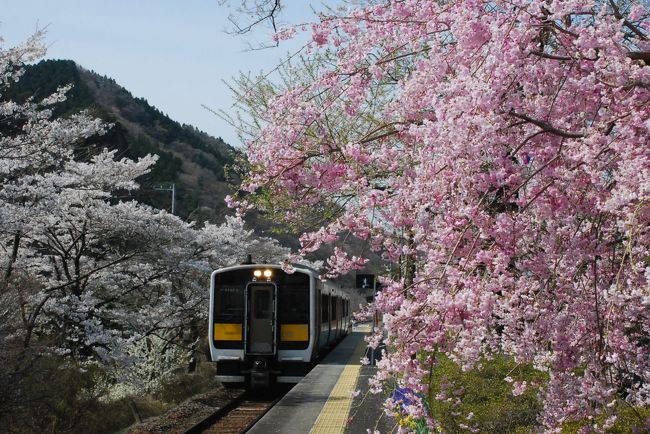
[{"left": 208, "top": 262, "right": 352, "bottom": 388}]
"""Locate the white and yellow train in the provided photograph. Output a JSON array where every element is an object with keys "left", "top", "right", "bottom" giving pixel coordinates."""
[{"left": 208, "top": 263, "right": 351, "bottom": 388}]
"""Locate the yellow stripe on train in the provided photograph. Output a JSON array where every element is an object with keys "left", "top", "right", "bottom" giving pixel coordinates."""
[
  {"left": 214, "top": 323, "right": 242, "bottom": 341},
  {"left": 281, "top": 324, "right": 308, "bottom": 341}
]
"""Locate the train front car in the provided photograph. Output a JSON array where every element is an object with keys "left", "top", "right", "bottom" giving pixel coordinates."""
[{"left": 209, "top": 264, "right": 318, "bottom": 388}]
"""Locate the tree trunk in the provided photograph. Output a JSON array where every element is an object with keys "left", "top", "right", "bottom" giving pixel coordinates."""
[{"left": 1, "top": 232, "right": 21, "bottom": 293}]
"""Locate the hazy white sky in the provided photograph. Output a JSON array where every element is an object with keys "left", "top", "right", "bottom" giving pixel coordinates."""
[{"left": 1, "top": 0, "right": 325, "bottom": 147}]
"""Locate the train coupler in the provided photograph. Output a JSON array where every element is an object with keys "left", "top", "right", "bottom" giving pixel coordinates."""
[{"left": 250, "top": 370, "right": 270, "bottom": 388}]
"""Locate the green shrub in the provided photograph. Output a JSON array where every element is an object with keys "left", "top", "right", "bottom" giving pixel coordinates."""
[
  {"left": 561, "top": 404, "right": 650, "bottom": 433},
  {"left": 422, "top": 354, "right": 648, "bottom": 433},
  {"left": 424, "top": 354, "right": 543, "bottom": 433}
]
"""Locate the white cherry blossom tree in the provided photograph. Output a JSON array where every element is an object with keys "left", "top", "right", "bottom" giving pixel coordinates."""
[{"left": 0, "top": 32, "right": 293, "bottom": 429}]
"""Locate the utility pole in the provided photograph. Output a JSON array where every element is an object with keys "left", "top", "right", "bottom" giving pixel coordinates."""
[
  {"left": 153, "top": 183, "right": 176, "bottom": 214},
  {"left": 370, "top": 277, "right": 377, "bottom": 366}
]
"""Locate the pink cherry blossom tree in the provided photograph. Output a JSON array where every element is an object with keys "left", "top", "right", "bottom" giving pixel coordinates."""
[{"left": 230, "top": 0, "right": 650, "bottom": 430}]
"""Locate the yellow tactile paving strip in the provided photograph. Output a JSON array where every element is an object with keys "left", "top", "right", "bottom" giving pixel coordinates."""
[{"left": 310, "top": 324, "right": 372, "bottom": 434}]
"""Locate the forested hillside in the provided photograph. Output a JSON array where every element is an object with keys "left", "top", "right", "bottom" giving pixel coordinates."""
[{"left": 5, "top": 59, "right": 236, "bottom": 219}]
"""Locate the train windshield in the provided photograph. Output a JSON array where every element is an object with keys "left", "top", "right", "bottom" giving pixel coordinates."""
[
  {"left": 214, "top": 268, "right": 311, "bottom": 323},
  {"left": 213, "top": 269, "right": 251, "bottom": 322},
  {"left": 278, "top": 272, "right": 310, "bottom": 323}
]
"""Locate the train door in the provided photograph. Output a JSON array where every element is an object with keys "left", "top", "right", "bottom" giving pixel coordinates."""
[{"left": 245, "top": 283, "right": 276, "bottom": 354}]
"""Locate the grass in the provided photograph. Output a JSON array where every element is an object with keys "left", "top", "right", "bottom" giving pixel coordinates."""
[
  {"left": 561, "top": 404, "right": 650, "bottom": 433},
  {"left": 424, "top": 354, "right": 543, "bottom": 433},
  {"left": 418, "top": 354, "right": 648, "bottom": 433}
]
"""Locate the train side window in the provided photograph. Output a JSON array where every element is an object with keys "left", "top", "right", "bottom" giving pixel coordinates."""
[
  {"left": 322, "top": 294, "right": 329, "bottom": 323},
  {"left": 331, "top": 296, "right": 337, "bottom": 320}
]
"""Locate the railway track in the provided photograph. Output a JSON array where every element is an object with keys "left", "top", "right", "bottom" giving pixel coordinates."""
[{"left": 183, "top": 387, "right": 287, "bottom": 434}]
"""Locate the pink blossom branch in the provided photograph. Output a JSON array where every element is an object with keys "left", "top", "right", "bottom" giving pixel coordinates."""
[{"left": 608, "top": 0, "right": 648, "bottom": 41}]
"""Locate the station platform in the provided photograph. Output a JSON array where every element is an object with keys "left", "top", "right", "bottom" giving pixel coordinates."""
[{"left": 247, "top": 324, "right": 395, "bottom": 434}]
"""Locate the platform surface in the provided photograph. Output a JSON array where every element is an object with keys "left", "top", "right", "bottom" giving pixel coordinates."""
[{"left": 247, "top": 324, "right": 393, "bottom": 434}]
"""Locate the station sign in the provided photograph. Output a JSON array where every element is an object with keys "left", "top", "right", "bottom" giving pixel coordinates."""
[{"left": 355, "top": 273, "right": 375, "bottom": 289}]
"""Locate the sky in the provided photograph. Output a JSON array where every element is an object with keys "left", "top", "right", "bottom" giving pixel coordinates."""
[{"left": 1, "top": 0, "right": 326, "bottom": 148}]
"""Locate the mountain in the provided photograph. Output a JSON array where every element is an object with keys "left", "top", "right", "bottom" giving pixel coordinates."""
[
  {"left": 5, "top": 59, "right": 237, "bottom": 219},
  {"left": 5, "top": 59, "right": 381, "bottom": 273}
]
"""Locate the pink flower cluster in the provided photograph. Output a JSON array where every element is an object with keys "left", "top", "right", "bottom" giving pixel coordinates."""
[{"left": 233, "top": 0, "right": 650, "bottom": 430}]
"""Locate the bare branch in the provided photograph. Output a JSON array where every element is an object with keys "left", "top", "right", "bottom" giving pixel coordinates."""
[
  {"left": 531, "top": 48, "right": 649, "bottom": 65},
  {"left": 220, "top": 0, "right": 283, "bottom": 48},
  {"left": 627, "top": 51, "right": 650, "bottom": 63},
  {"left": 509, "top": 111, "right": 585, "bottom": 138},
  {"left": 530, "top": 50, "right": 572, "bottom": 61}
]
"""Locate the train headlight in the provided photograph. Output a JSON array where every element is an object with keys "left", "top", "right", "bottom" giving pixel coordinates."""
[
  {"left": 253, "top": 269, "right": 262, "bottom": 278},
  {"left": 263, "top": 269, "right": 272, "bottom": 280}
]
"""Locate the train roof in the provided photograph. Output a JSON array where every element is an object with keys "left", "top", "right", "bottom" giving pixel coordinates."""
[
  {"left": 212, "top": 263, "right": 355, "bottom": 300},
  {"left": 212, "top": 262, "right": 320, "bottom": 277}
]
